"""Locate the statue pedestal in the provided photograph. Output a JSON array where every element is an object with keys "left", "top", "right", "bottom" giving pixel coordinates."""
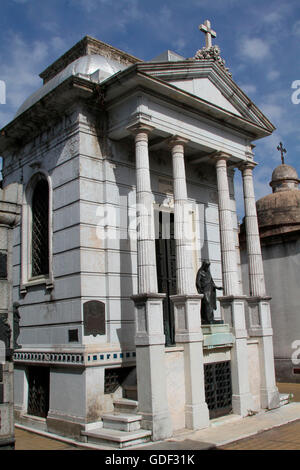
[
  {"left": 132, "top": 293, "right": 173, "bottom": 441},
  {"left": 219, "top": 296, "right": 254, "bottom": 416},
  {"left": 170, "top": 294, "right": 210, "bottom": 430}
]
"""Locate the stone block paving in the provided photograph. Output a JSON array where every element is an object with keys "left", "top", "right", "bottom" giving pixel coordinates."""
[
  {"left": 14, "top": 428, "right": 79, "bottom": 451},
  {"left": 220, "top": 419, "right": 300, "bottom": 450}
]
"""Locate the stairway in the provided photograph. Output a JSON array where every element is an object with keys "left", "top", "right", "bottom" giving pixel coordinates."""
[
  {"left": 81, "top": 398, "right": 151, "bottom": 449},
  {"left": 279, "top": 393, "right": 292, "bottom": 407}
]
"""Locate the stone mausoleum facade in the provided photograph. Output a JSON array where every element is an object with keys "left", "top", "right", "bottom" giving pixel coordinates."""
[{"left": 0, "top": 24, "right": 281, "bottom": 447}]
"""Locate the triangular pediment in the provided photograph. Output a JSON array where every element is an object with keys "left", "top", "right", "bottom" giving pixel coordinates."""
[
  {"left": 137, "top": 59, "right": 275, "bottom": 133},
  {"left": 168, "top": 77, "right": 242, "bottom": 116}
]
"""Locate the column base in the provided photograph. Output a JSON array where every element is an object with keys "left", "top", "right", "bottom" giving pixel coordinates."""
[
  {"left": 140, "top": 410, "right": 173, "bottom": 441},
  {"left": 232, "top": 393, "right": 255, "bottom": 417},
  {"left": 260, "top": 387, "right": 280, "bottom": 410},
  {"left": 170, "top": 294, "right": 203, "bottom": 343},
  {"left": 185, "top": 403, "right": 210, "bottom": 430}
]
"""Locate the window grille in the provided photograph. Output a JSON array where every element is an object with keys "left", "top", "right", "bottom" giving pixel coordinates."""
[
  {"left": 204, "top": 361, "right": 232, "bottom": 419},
  {"left": 104, "top": 367, "right": 135, "bottom": 394},
  {"left": 32, "top": 179, "right": 49, "bottom": 277},
  {"left": 27, "top": 367, "right": 50, "bottom": 418}
]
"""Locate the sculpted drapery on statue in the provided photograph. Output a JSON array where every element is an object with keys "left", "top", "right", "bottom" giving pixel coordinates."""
[{"left": 196, "top": 261, "right": 222, "bottom": 324}]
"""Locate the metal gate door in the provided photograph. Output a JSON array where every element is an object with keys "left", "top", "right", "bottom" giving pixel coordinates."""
[
  {"left": 27, "top": 366, "right": 50, "bottom": 418},
  {"left": 204, "top": 361, "right": 232, "bottom": 419},
  {"left": 155, "top": 211, "right": 177, "bottom": 346}
]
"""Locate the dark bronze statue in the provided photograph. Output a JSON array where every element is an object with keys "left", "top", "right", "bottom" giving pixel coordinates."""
[
  {"left": 13, "top": 302, "right": 21, "bottom": 349},
  {"left": 0, "top": 314, "right": 11, "bottom": 351},
  {"left": 196, "top": 261, "right": 222, "bottom": 324}
]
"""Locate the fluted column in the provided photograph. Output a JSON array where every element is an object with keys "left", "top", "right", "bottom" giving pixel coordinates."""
[
  {"left": 215, "top": 154, "right": 239, "bottom": 296},
  {"left": 169, "top": 136, "right": 209, "bottom": 430},
  {"left": 240, "top": 162, "right": 266, "bottom": 297},
  {"left": 131, "top": 124, "right": 158, "bottom": 294},
  {"left": 170, "top": 136, "right": 196, "bottom": 295},
  {"left": 128, "top": 123, "right": 172, "bottom": 441}
]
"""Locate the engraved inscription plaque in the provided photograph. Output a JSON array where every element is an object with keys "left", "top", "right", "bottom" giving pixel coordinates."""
[
  {"left": 0, "top": 253, "right": 7, "bottom": 279},
  {"left": 83, "top": 301, "right": 105, "bottom": 337}
]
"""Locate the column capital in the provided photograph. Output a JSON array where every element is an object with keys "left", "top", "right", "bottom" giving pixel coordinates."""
[
  {"left": 168, "top": 135, "right": 189, "bottom": 148},
  {"left": 126, "top": 122, "right": 155, "bottom": 135},
  {"left": 238, "top": 160, "right": 258, "bottom": 172},
  {"left": 210, "top": 151, "right": 232, "bottom": 165}
]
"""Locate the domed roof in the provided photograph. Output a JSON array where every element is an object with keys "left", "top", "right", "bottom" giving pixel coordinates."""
[
  {"left": 271, "top": 164, "right": 299, "bottom": 182},
  {"left": 15, "top": 54, "right": 127, "bottom": 117},
  {"left": 256, "top": 190, "right": 300, "bottom": 234},
  {"left": 270, "top": 163, "right": 300, "bottom": 193},
  {"left": 255, "top": 162, "right": 300, "bottom": 238}
]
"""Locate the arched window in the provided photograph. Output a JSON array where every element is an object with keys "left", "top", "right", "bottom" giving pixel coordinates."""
[{"left": 31, "top": 178, "right": 49, "bottom": 277}]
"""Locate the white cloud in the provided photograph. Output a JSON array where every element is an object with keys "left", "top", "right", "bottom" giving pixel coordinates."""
[
  {"left": 240, "top": 37, "right": 271, "bottom": 61},
  {"left": 50, "top": 36, "right": 65, "bottom": 52},
  {"left": 266, "top": 69, "right": 280, "bottom": 81},
  {"left": 173, "top": 38, "right": 187, "bottom": 53},
  {"left": 0, "top": 33, "right": 62, "bottom": 127},
  {"left": 260, "top": 103, "right": 283, "bottom": 124},
  {"left": 240, "top": 84, "right": 256, "bottom": 95},
  {"left": 292, "top": 20, "right": 300, "bottom": 36}
]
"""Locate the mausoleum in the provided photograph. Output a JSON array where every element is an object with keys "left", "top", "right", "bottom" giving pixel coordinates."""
[{"left": 0, "top": 22, "right": 281, "bottom": 447}]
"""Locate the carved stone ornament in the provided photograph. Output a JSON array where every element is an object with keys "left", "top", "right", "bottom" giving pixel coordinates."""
[{"left": 194, "top": 45, "right": 232, "bottom": 77}]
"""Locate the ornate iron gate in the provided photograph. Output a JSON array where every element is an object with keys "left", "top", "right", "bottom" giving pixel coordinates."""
[
  {"left": 204, "top": 361, "right": 232, "bottom": 419},
  {"left": 27, "top": 367, "right": 50, "bottom": 418},
  {"left": 155, "top": 211, "right": 177, "bottom": 346}
]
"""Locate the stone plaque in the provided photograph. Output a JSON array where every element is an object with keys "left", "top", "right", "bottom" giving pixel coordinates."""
[
  {"left": 0, "top": 253, "right": 7, "bottom": 279},
  {"left": 83, "top": 301, "right": 105, "bottom": 337}
]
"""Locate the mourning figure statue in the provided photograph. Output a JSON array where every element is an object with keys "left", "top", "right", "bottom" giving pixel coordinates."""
[
  {"left": 0, "top": 314, "right": 11, "bottom": 351},
  {"left": 196, "top": 261, "right": 222, "bottom": 324},
  {"left": 13, "top": 302, "right": 21, "bottom": 349}
]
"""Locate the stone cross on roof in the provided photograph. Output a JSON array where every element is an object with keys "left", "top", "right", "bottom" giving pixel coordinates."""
[
  {"left": 199, "top": 20, "right": 217, "bottom": 48},
  {"left": 277, "top": 142, "right": 287, "bottom": 164}
]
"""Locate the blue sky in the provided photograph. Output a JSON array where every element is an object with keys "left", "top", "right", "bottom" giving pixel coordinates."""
[{"left": 0, "top": 0, "right": 300, "bottom": 219}]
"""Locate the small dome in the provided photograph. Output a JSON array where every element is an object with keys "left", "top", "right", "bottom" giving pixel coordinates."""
[
  {"left": 272, "top": 163, "right": 299, "bottom": 181},
  {"left": 270, "top": 163, "right": 299, "bottom": 193},
  {"left": 15, "top": 54, "right": 127, "bottom": 117}
]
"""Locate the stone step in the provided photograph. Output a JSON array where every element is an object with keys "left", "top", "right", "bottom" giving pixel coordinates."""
[
  {"left": 113, "top": 398, "right": 139, "bottom": 415},
  {"left": 123, "top": 384, "right": 138, "bottom": 400},
  {"left": 81, "top": 427, "right": 152, "bottom": 449},
  {"left": 280, "top": 393, "right": 292, "bottom": 406},
  {"left": 102, "top": 412, "right": 142, "bottom": 432}
]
